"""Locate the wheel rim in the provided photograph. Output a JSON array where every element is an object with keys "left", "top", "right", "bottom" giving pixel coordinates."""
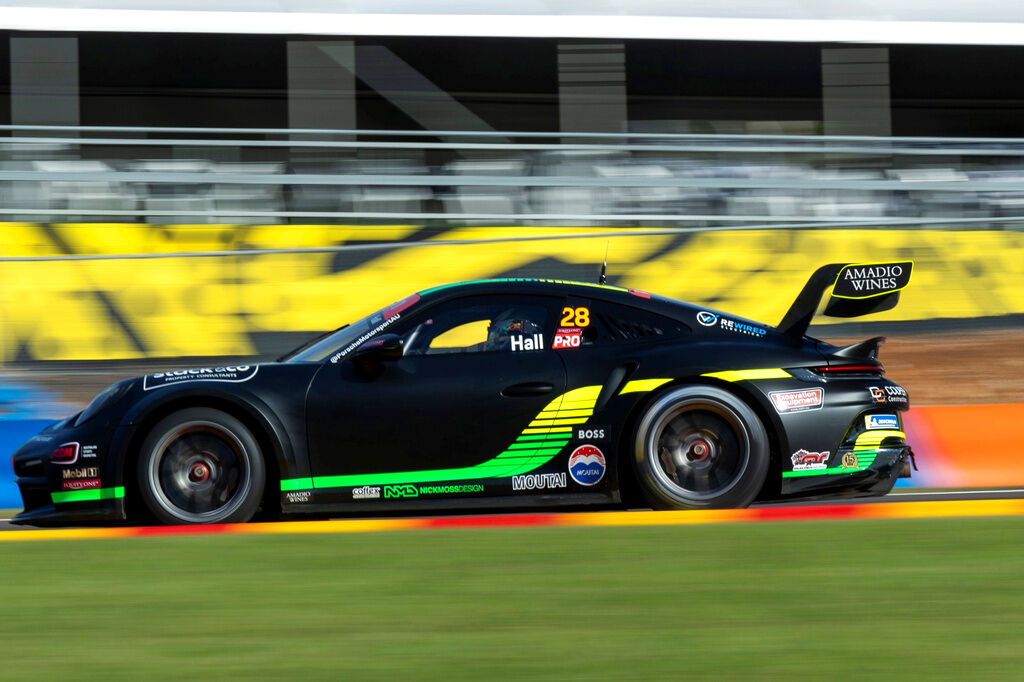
[
  {"left": 146, "top": 420, "right": 252, "bottom": 523},
  {"left": 646, "top": 399, "right": 751, "bottom": 501}
]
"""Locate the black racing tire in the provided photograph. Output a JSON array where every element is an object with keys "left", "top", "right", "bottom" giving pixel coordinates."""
[
  {"left": 633, "top": 385, "right": 769, "bottom": 509},
  {"left": 136, "top": 408, "right": 266, "bottom": 525}
]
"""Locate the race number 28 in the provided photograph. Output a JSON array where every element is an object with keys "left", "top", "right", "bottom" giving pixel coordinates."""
[{"left": 561, "top": 306, "right": 590, "bottom": 327}]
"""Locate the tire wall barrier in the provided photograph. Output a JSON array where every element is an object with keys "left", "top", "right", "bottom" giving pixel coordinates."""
[{"left": 0, "top": 223, "right": 1022, "bottom": 362}]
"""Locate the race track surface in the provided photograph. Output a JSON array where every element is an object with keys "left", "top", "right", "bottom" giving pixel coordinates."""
[{"left": 2, "top": 488, "right": 1024, "bottom": 538}]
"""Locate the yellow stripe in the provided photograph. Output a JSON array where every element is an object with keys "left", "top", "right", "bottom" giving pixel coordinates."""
[
  {"left": 557, "top": 510, "right": 744, "bottom": 526},
  {"left": 528, "top": 417, "right": 589, "bottom": 427},
  {"left": 854, "top": 430, "right": 906, "bottom": 448},
  {"left": 701, "top": 368, "right": 791, "bottom": 382},
  {"left": 535, "top": 408, "right": 593, "bottom": 419},
  {"left": 619, "top": 378, "right": 673, "bottom": 395},
  {"left": 0, "top": 527, "right": 133, "bottom": 542},
  {"left": 237, "top": 519, "right": 423, "bottom": 535},
  {"left": 521, "top": 427, "right": 574, "bottom": 435}
]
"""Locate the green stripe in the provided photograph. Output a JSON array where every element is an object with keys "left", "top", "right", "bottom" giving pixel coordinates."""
[
  {"left": 506, "top": 439, "right": 570, "bottom": 450},
  {"left": 285, "top": 445, "right": 571, "bottom": 491},
  {"left": 280, "top": 477, "right": 313, "bottom": 492},
  {"left": 783, "top": 467, "right": 861, "bottom": 478},
  {"left": 280, "top": 385, "right": 601, "bottom": 492},
  {"left": 51, "top": 486, "right": 125, "bottom": 504}
]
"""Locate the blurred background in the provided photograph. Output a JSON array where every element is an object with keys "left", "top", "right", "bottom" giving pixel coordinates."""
[{"left": 1, "top": 1, "right": 1023, "bottom": 505}]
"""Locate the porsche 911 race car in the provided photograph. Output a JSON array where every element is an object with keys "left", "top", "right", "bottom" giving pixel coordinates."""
[{"left": 10, "top": 261, "right": 915, "bottom": 526}]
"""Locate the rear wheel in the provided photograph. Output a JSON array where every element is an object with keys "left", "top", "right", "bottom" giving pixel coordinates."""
[
  {"left": 137, "top": 408, "right": 265, "bottom": 524},
  {"left": 634, "top": 386, "right": 769, "bottom": 509}
]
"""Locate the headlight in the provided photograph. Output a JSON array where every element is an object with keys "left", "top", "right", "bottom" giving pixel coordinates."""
[{"left": 74, "top": 380, "right": 133, "bottom": 426}]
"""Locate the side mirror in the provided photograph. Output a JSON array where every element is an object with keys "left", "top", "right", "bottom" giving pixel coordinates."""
[{"left": 351, "top": 333, "right": 404, "bottom": 363}]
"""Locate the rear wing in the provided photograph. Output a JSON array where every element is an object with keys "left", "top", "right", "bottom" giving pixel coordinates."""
[{"left": 777, "top": 261, "right": 913, "bottom": 340}]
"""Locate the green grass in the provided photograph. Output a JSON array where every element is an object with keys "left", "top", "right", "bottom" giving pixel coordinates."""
[{"left": 2, "top": 517, "right": 1024, "bottom": 680}]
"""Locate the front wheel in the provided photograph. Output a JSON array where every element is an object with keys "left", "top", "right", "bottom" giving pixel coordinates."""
[
  {"left": 634, "top": 386, "right": 769, "bottom": 509},
  {"left": 137, "top": 408, "right": 266, "bottom": 524}
]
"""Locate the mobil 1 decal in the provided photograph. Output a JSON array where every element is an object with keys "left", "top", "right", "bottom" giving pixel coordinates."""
[{"left": 832, "top": 261, "right": 913, "bottom": 299}]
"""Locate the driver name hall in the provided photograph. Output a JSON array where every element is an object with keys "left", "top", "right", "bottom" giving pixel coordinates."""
[{"left": 511, "top": 333, "right": 544, "bottom": 351}]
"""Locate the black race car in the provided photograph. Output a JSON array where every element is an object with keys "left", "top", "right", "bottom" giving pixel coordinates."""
[{"left": 10, "top": 261, "right": 914, "bottom": 526}]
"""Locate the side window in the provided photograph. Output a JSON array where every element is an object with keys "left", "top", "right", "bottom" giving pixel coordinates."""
[
  {"left": 556, "top": 298, "right": 689, "bottom": 348},
  {"left": 594, "top": 301, "right": 690, "bottom": 343},
  {"left": 401, "top": 298, "right": 550, "bottom": 356}
]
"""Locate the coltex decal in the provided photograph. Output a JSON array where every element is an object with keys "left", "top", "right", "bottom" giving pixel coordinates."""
[{"left": 280, "top": 385, "right": 602, "bottom": 492}]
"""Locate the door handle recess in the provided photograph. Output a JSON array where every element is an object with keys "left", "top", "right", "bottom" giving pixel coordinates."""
[{"left": 502, "top": 382, "right": 554, "bottom": 397}]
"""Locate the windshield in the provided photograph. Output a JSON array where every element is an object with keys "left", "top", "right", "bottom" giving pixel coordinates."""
[{"left": 281, "top": 293, "right": 420, "bottom": 363}]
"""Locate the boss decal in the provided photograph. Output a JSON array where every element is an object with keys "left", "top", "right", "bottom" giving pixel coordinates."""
[
  {"left": 575, "top": 427, "right": 608, "bottom": 440},
  {"left": 143, "top": 365, "right": 259, "bottom": 390},
  {"left": 769, "top": 388, "right": 824, "bottom": 413}
]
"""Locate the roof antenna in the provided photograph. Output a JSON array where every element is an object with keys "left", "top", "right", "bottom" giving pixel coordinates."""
[{"left": 598, "top": 242, "right": 609, "bottom": 285}]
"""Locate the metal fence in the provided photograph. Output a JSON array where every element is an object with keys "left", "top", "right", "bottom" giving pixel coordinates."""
[{"left": 2, "top": 125, "right": 1024, "bottom": 228}]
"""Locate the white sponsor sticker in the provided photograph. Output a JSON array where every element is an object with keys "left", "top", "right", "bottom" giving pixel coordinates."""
[
  {"left": 769, "top": 388, "right": 824, "bottom": 413},
  {"left": 865, "top": 414, "right": 899, "bottom": 430},
  {"left": 352, "top": 485, "right": 382, "bottom": 500},
  {"left": 143, "top": 365, "right": 259, "bottom": 390}
]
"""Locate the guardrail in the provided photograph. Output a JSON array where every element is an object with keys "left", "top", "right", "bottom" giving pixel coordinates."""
[{"left": 2, "top": 125, "right": 1024, "bottom": 226}]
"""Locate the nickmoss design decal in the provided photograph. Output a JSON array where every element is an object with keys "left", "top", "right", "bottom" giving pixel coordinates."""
[{"left": 281, "top": 385, "right": 601, "bottom": 492}]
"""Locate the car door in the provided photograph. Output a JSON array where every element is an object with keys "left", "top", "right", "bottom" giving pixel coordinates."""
[
  {"left": 552, "top": 295, "right": 693, "bottom": 487},
  {"left": 304, "top": 293, "right": 567, "bottom": 504}
]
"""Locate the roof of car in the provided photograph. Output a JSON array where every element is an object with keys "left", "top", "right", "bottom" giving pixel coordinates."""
[{"left": 419, "top": 277, "right": 636, "bottom": 297}]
